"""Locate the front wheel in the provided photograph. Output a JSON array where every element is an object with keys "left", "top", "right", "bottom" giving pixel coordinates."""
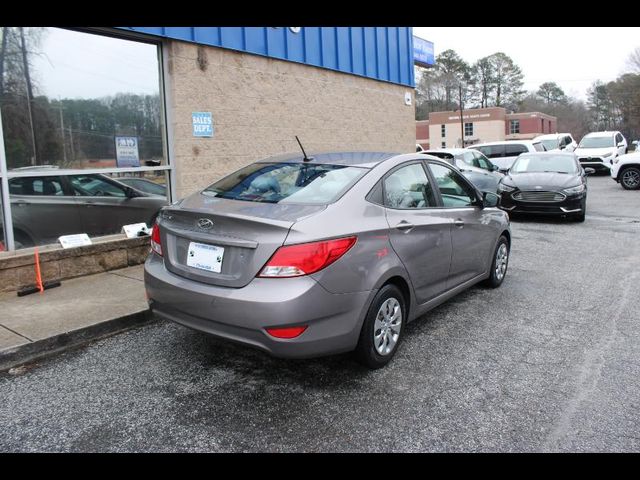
[
  {"left": 354, "top": 284, "right": 406, "bottom": 369},
  {"left": 620, "top": 167, "right": 640, "bottom": 190},
  {"left": 483, "top": 235, "right": 509, "bottom": 288}
]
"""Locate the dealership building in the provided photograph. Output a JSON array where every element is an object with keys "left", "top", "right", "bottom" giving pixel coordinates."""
[
  {"left": 416, "top": 107, "right": 557, "bottom": 150},
  {"left": 0, "top": 27, "right": 433, "bottom": 287}
]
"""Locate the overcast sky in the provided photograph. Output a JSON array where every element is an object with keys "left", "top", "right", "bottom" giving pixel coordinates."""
[{"left": 413, "top": 27, "right": 639, "bottom": 100}]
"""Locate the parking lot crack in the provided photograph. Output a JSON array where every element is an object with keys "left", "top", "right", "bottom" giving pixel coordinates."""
[{"left": 541, "top": 270, "right": 639, "bottom": 451}]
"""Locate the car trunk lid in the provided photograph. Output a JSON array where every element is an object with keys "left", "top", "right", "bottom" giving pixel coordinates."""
[{"left": 158, "top": 195, "right": 325, "bottom": 288}]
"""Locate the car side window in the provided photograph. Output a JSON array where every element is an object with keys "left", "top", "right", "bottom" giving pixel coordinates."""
[
  {"left": 506, "top": 143, "right": 530, "bottom": 155},
  {"left": 479, "top": 145, "right": 505, "bottom": 159},
  {"left": 460, "top": 151, "right": 479, "bottom": 167},
  {"left": 9, "top": 176, "right": 65, "bottom": 196},
  {"left": 383, "top": 163, "right": 436, "bottom": 209},
  {"left": 616, "top": 133, "right": 623, "bottom": 144},
  {"left": 475, "top": 152, "right": 492, "bottom": 170},
  {"left": 428, "top": 163, "right": 477, "bottom": 208},
  {"left": 70, "top": 175, "right": 127, "bottom": 197}
]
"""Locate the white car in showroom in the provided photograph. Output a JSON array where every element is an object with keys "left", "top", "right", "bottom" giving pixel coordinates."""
[
  {"left": 574, "top": 131, "right": 627, "bottom": 174},
  {"left": 611, "top": 151, "right": 640, "bottom": 190}
]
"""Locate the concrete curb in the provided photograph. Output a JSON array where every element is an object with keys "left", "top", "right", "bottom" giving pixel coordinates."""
[{"left": 0, "top": 309, "right": 155, "bottom": 372}]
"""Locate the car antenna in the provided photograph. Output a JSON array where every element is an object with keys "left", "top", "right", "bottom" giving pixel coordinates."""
[{"left": 295, "top": 136, "right": 314, "bottom": 162}]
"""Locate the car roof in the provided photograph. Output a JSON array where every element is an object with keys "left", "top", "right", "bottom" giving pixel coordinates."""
[
  {"left": 256, "top": 151, "right": 401, "bottom": 168},
  {"left": 534, "top": 133, "right": 572, "bottom": 140},
  {"left": 469, "top": 140, "right": 539, "bottom": 147},
  {"left": 518, "top": 151, "right": 576, "bottom": 157},
  {"left": 584, "top": 131, "right": 617, "bottom": 137},
  {"left": 423, "top": 148, "right": 466, "bottom": 155}
]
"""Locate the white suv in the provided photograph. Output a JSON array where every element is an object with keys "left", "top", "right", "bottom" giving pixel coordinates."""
[
  {"left": 533, "top": 133, "right": 578, "bottom": 152},
  {"left": 574, "top": 131, "right": 627, "bottom": 173},
  {"left": 611, "top": 152, "right": 640, "bottom": 190},
  {"left": 467, "top": 140, "right": 546, "bottom": 172}
]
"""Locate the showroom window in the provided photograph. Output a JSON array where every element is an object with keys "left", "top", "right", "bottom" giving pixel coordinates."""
[{"left": 0, "top": 27, "right": 171, "bottom": 251}]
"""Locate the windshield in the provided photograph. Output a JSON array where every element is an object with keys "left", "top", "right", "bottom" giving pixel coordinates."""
[
  {"left": 579, "top": 136, "right": 614, "bottom": 148},
  {"left": 510, "top": 155, "right": 578, "bottom": 174},
  {"left": 202, "top": 162, "right": 367, "bottom": 204},
  {"left": 540, "top": 139, "right": 559, "bottom": 150}
]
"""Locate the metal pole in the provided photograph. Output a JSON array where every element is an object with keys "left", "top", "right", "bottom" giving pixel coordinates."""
[
  {"left": 459, "top": 84, "right": 464, "bottom": 148},
  {"left": 59, "top": 100, "right": 67, "bottom": 164},
  {"left": 0, "top": 106, "right": 16, "bottom": 251}
]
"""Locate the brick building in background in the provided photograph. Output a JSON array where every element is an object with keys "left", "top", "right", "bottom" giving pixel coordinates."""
[{"left": 416, "top": 107, "right": 557, "bottom": 150}]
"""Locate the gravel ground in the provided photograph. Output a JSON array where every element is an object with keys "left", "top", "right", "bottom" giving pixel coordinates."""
[{"left": 1, "top": 174, "right": 639, "bottom": 452}]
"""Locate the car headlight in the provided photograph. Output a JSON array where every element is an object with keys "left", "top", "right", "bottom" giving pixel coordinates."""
[
  {"left": 564, "top": 184, "right": 585, "bottom": 194},
  {"left": 497, "top": 183, "right": 515, "bottom": 193},
  {"left": 602, "top": 152, "right": 613, "bottom": 158}
]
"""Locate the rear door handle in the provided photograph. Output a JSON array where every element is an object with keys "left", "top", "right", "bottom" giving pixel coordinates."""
[
  {"left": 454, "top": 219, "right": 465, "bottom": 228},
  {"left": 395, "top": 221, "right": 415, "bottom": 232}
]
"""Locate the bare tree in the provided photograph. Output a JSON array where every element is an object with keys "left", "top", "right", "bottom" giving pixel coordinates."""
[{"left": 625, "top": 47, "right": 640, "bottom": 74}]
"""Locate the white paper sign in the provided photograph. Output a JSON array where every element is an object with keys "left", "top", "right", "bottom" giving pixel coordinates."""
[
  {"left": 122, "top": 223, "right": 149, "bottom": 239},
  {"left": 58, "top": 234, "right": 92, "bottom": 249},
  {"left": 404, "top": 92, "right": 412, "bottom": 106}
]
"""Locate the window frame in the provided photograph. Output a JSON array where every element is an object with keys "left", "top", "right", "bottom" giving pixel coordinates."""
[
  {"left": 464, "top": 122, "right": 473, "bottom": 137},
  {"left": 510, "top": 119, "right": 520, "bottom": 134},
  {"left": 424, "top": 160, "right": 481, "bottom": 209},
  {"left": 377, "top": 160, "right": 439, "bottom": 211},
  {"left": 0, "top": 27, "right": 173, "bottom": 251}
]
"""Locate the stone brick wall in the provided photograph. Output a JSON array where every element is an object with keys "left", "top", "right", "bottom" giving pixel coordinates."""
[
  {"left": 0, "top": 236, "right": 150, "bottom": 293},
  {"left": 165, "top": 40, "right": 416, "bottom": 199}
]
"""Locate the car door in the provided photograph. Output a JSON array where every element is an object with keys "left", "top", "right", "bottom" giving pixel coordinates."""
[
  {"left": 69, "top": 174, "right": 142, "bottom": 236},
  {"left": 9, "top": 175, "right": 84, "bottom": 245},
  {"left": 426, "top": 161, "right": 496, "bottom": 288},
  {"left": 382, "top": 161, "right": 453, "bottom": 304}
]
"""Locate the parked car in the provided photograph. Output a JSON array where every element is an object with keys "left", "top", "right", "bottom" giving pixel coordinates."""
[
  {"left": 145, "top": 151, "right": 511, "bottom": 369},
  {"left": 574, "top": 131, "right": 627, "bottom": 174},
  {"left": 5, "top": 171, "right": 168, "bottom": 248},
  {"left": 419, "top": 148, "right": 504, "bottom": 193},
  {"left": 467, "top": 140, "right": 547, "bottom": 173},
  {"left": 533, "top": 133, "right": 578, "bottom": 152},
  {"left": 610, "top": 151, "right": 640, "bottom": 190},
  {"left": 116, "top": 177, "right": 167, "bottom": 197},
  {"left": 496, "top": 152, "right": 594, "bottom": 222}
]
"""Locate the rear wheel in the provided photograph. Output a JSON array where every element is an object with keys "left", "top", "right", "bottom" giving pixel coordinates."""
[
  {"left": 354, "top": 284, "right": 405, "bottom": 369},
  {"left": 620, "top": 167, "right": 640, "bottom": 190},
  {"left": 483, "top": 235, "right": 509, "bottom": 288}
]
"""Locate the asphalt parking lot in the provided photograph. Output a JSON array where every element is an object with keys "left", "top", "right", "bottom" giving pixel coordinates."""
[{"left": 1, "top": 174, "right": 639, "bottom": 452}]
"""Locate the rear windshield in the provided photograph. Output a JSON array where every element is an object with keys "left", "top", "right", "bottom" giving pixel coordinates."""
[
  {"left": 202, "top": 162, "right": 367, "bottom": 204},
  {"left": 540, "top": 139, "right": 559, "bottom": 150}
]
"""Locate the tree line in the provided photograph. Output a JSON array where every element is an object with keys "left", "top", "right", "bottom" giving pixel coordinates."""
[
  {"left": 0, "top": 27, "right": 163, "bottom": 170},
  {"left": 416, "top": 48, "right": 640, "bottom": 144}
]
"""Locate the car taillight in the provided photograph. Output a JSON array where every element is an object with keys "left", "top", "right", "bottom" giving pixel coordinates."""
[
  {"left": 150, "top": 222, "right": 163, "bottom": 256},
  {"left": 259, "top": 236, "right": 357, "bottom": 278},
  {"left": 265, "top": 326, "right": 308, "bottom": 339}
]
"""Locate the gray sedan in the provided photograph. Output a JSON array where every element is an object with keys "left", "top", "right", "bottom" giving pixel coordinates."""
[
  {"left": 144, "top": 152, "right": 511, "bottom": 368},
  {"left": 6, "top": 172, "right": 168, "bottom": 248}
]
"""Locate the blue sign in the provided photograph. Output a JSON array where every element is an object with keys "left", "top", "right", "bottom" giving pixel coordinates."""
[
  {"left": 192, "top": 112, "right": 214, "bottom": 137},
  {"left": 115, "top": 136, "right": 140, "bottom": 167},
  {"left": 413, "top": 36, "right": 435, "bottom": 67}
]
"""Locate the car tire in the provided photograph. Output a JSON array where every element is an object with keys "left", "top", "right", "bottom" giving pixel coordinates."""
[
  {"left": 354, "top": 284, "right": 406, "bottom": 369},
  {"left": 482, "top": 235, "right": 509, "bottom": 288},
  {"left": 620, "top": 167, "right": 640, "bottom": 190}
]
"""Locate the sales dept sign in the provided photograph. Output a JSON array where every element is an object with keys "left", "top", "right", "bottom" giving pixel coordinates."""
[{"left": 192, "top": 112, "right": 214, "bottom": 137}]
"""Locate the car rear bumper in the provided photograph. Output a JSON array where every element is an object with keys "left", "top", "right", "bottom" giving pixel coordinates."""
[
  {"left": 144, "top": 253, "right": 373, "bottom": 359},
  {"left": 577, "top": 158, "right": 611, "bottom": 171}
]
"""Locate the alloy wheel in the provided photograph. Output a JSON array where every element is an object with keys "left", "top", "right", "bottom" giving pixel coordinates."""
[
  {"left": 495, "top": 243, "right": 508, "bottom": 281},
  {"left": 373, "top": 298, "right": 402, "bottom": 356}
]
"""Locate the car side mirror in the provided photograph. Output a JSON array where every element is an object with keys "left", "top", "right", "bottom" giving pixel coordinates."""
[
  {"left": 482, "top": 191, "right": 500, "bottom": 208},
  {"left": 584, "top": 167, "right": 596, "bottom": 176}
]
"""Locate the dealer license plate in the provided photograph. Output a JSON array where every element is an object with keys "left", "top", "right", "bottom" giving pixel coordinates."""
[{"left": 186, "top": 242, "right": 224, "bottom": 273}]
